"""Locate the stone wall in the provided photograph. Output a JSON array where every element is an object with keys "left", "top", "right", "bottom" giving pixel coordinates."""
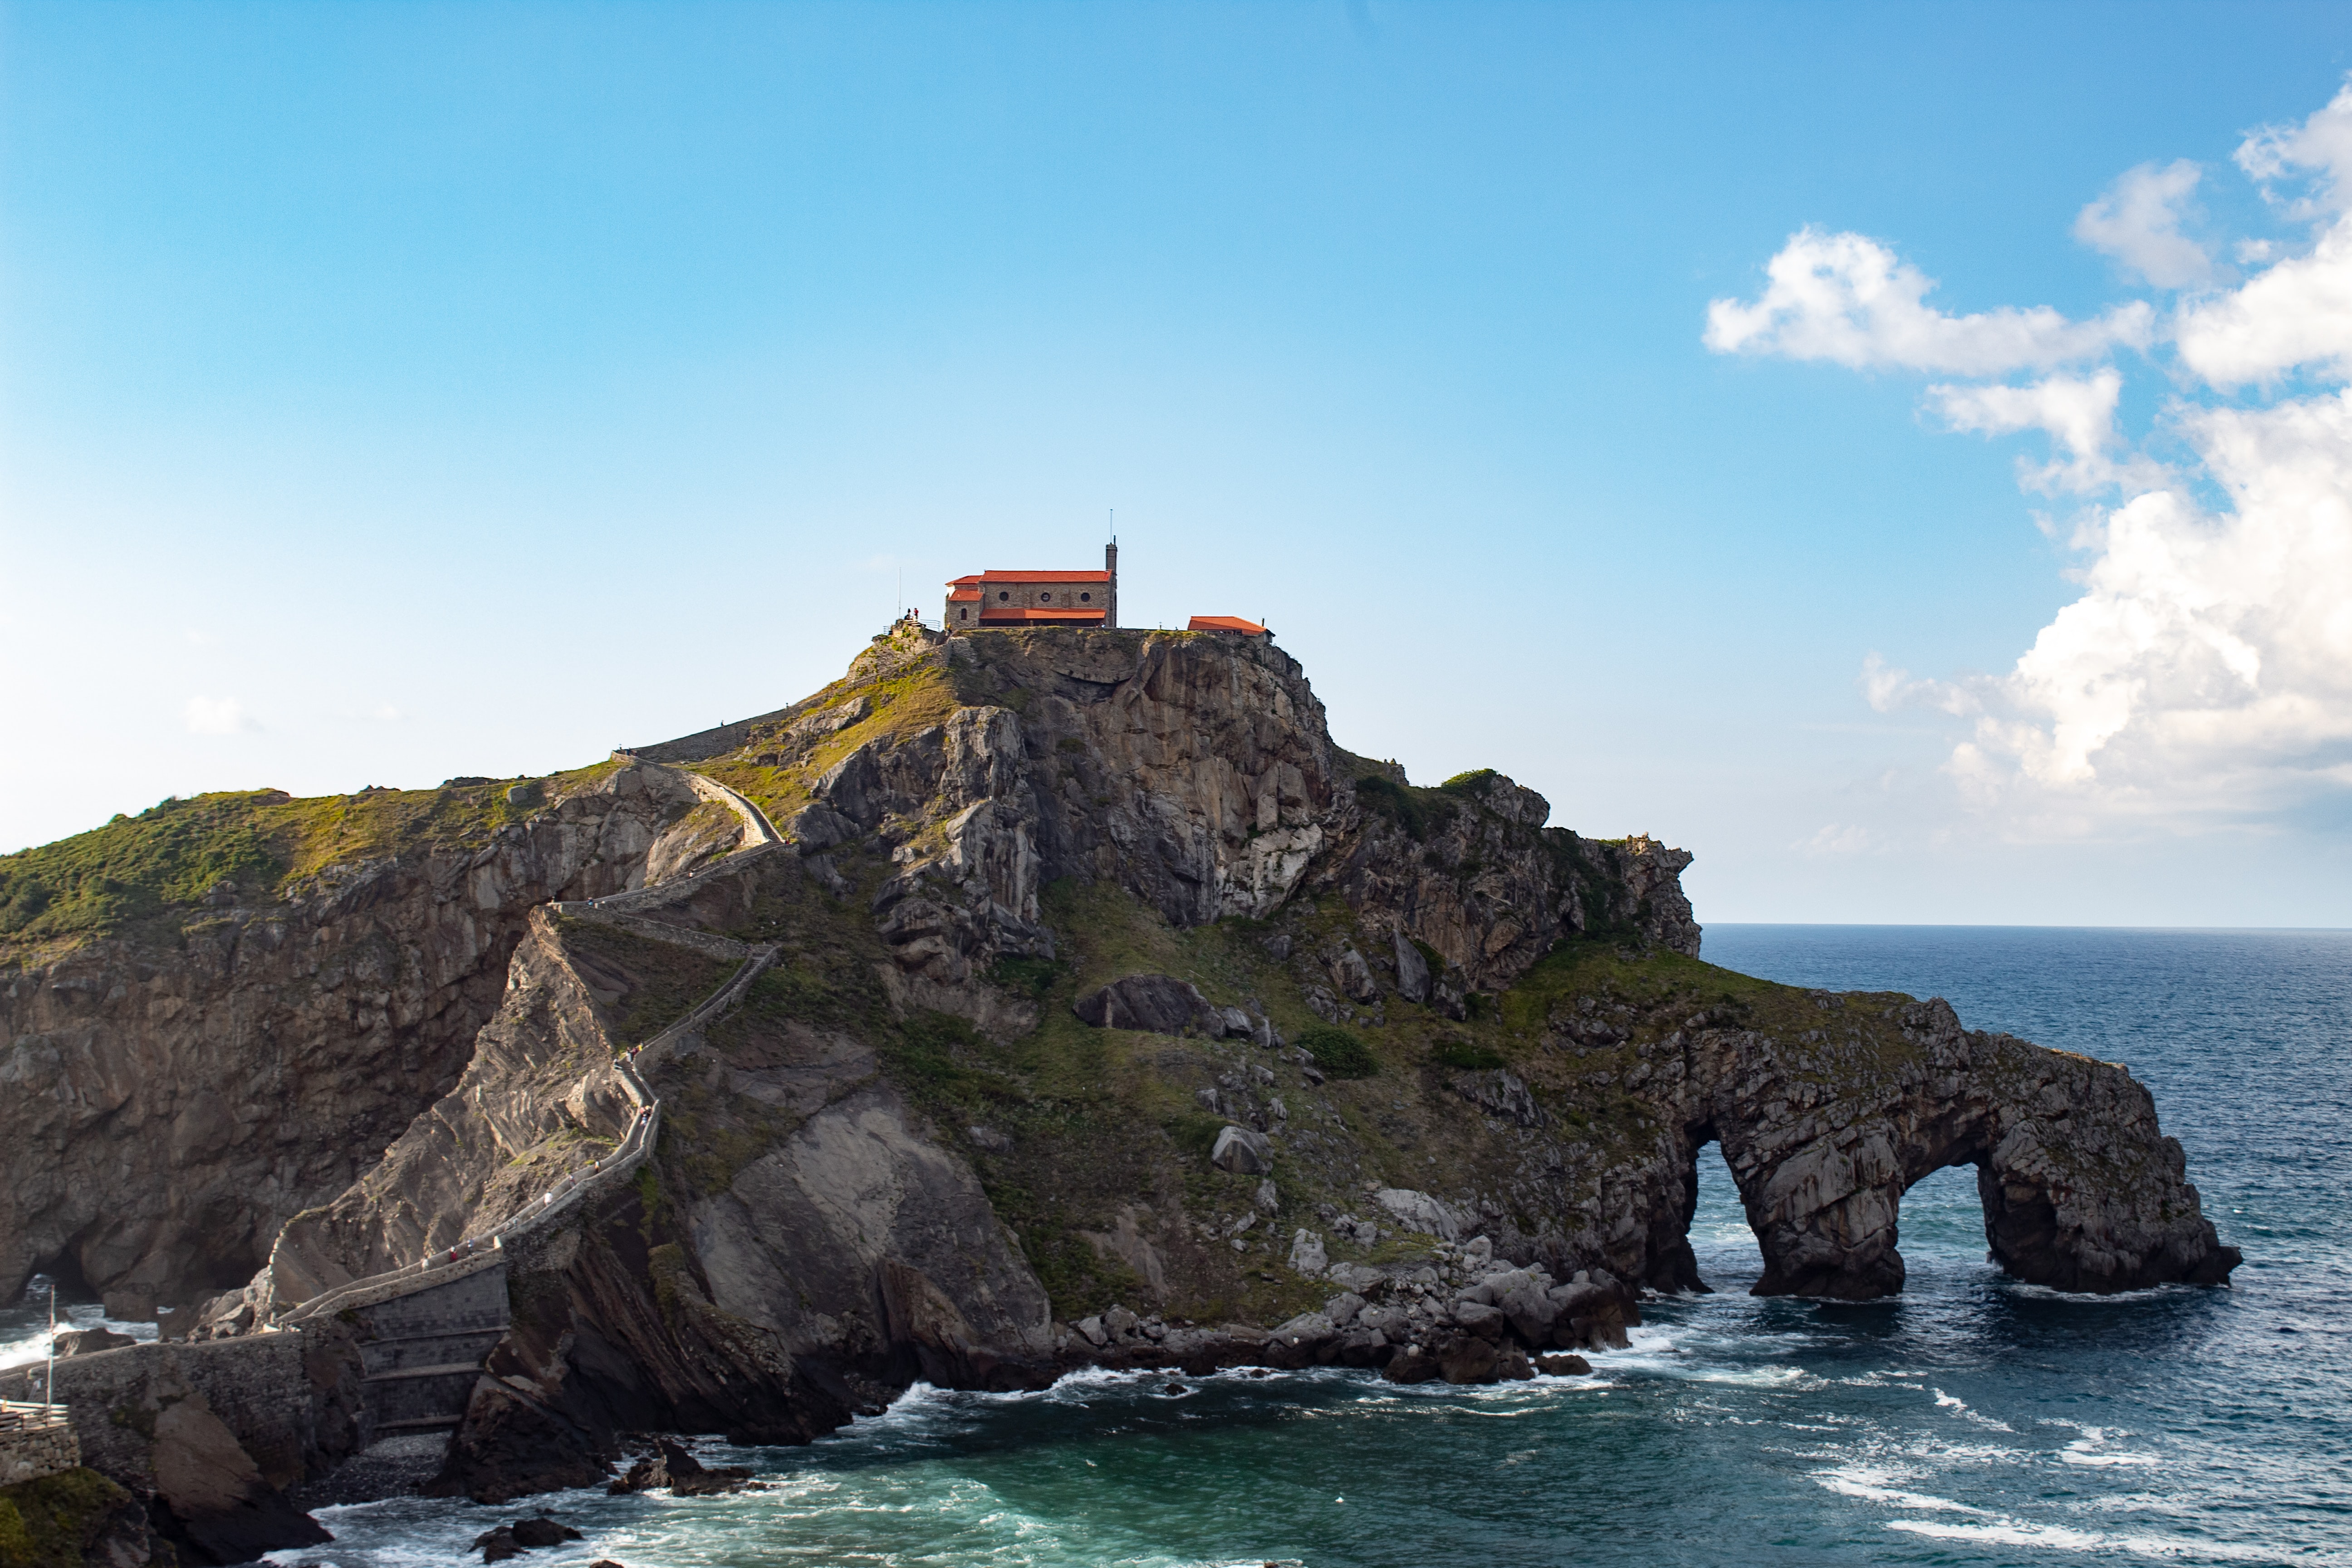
[
  {"left": 0, "top": 1409, "right": 80, "bottom": 1485},
  {"left": 0, "top": 1335, "right": 318, "bottom": 1490}
]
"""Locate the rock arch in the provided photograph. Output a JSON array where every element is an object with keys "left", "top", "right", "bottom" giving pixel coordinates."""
[{"left": 1673, "top": 997, "right": 2238, "bottom": 1299}]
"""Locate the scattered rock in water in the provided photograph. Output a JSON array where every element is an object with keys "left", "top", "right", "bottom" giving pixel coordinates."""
[
  {"left": 606, "top": 1438, "right": 754, "bottom": 1498},
  {"left": 1165, "top": 1382, "right": 1188, "bottom": 1394},
  {"left": 472, "top": 1515, "right": 583, "bottom": 1561},
  {"left": 1536, "top": 1353, "right": 1593, "bottom": 1376},
  {"left": 512, "top": 1517, "right": 584, "bottom": 1548}
]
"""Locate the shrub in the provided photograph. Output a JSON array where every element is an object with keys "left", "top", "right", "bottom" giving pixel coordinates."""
[
  {"left": 1432, "top": 1040, "right": 1506, "bottom": 1071},
  {"left": 1296, "top": 1025, "right": 1377, "bottom": 1079}
]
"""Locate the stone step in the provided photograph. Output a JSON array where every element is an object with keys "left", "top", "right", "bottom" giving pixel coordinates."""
[{"left": 363, "top": 1362, "right": 486, "bottom": 1383}]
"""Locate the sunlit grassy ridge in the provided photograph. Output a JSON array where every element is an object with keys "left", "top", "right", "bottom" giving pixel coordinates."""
[{"left": 0, "top": 760, "right": 621, "bottom": 949}]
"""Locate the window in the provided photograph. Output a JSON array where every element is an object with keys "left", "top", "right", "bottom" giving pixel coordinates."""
[
  {"left": 999, "top": 590, "right": 1009, "bottom": 600},
  {"left": 1040, "top": 591, "right": 1050, "bottom": 601},
  {"left": 1081, "top": 592, "right": 1091, "bottom": 602},
  {"left": 959, "top": 608, "right": 967, "bottom": 621}
]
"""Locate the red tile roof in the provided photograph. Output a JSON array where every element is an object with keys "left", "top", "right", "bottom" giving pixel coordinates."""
[
  {"left": 980, "top": 606, "right": 1109, "bottom": 623},
  {"left": 946, "top": 569, "right": 1112, "bottom": 584},
  {"left": 1188, "top": 615, "right": 1267, "bottom": 635}
]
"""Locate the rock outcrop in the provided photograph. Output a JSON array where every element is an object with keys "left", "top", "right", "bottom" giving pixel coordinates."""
[
  {"left": 0, "top": 764, "right": 731, "bottom": 1315},
  {"left": 0, "top": 622, "right": 2236, "bottom": 1515}
]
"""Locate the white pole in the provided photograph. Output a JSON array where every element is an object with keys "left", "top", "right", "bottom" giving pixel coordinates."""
[{"left": 45, "top": 1279, "right": 57, "bottom": 1412}]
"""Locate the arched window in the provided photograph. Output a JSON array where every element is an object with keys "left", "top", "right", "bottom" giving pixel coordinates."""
[{"left": 959, "top": 607, "right": 967, "bottom": 621}]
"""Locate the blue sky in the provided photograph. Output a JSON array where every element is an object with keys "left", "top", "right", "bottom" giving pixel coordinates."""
[{"left": 5, "top": 2, "right": 2349, "bottom": 926}]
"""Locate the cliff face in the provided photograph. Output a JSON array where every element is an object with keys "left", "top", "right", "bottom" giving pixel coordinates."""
[
  {"left": 0, "top": 764, "right": 733, "bottom": 1314},
  {"left": 1, "top": 623, "right": 2238, "bottom": 1509}
]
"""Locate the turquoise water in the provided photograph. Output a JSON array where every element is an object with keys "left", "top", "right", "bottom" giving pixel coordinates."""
[{"left": 247, "top": 927, "right": 2352, "bottom": 1563}]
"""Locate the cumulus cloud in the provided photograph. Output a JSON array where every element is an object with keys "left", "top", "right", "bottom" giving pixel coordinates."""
[
  {"left": 2178, "top": 85, "right": 2352, "bottom": 386},
  {"left": 1704, "top": 228, "right": 2153, "bottom": 373},
  {"left": 1718, "top": 78, "right": 2352, "bottom": 838},
  {"left": 1861, "top": 652, "right": 1977, "bottom": 716},
  {"left": 1927, "top": 371, "right": 2166, "bottom": 495},
  {"left": 2073, "top": 161, "right": 2215, "bottom": 289},
  {"left": 2235, "top": 79, "right": 2352, "bottom": 210},
  {"left": 184, "top": 696, "right": 257, "bottom": 735},
  {"left": 1960, "top": 393, "right": 2352, "bottom": 809}
]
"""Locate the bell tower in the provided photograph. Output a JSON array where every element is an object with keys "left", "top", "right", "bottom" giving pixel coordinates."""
[{"left": 1105, "top": 538, "right": 1119, "bottom": 629}]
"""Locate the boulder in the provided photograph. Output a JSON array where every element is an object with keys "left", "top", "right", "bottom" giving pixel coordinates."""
[
  {"left": 1072, "top": 975, "right": 1215, "bottom": 1035},
  {"left": 1323, "top": 1292, "right": 1367, "bottom": 1328},
  {"left": 1287, "top": 1229, "right": 1328, "bottom": 1275},
  {"left": 1392, "top": 931, "right": 1430, "bottom": 1004},
  {"left": 1453, "top": 1301, "right": 1506, "bottom": 1339},
  {"left": 1210, "top": 1125, "right": 1273, "bottom": 1174},
  {"left": 54, "top": 1327, "right": 138, "bottom": 1357},
  {"left": 1329, "top": 946, "right": 1379, "bottom": 1004},
  {"left": 1268, "top": 1312, "right": 1338, "bottom": 1367},
  {"left": 606, "top": 1438, "right": 752, "bottom": 1498},
  {"left": 1536, "top": 1353, "right": 1593, "bottom": 1375},
  {"left": 512, "top": 1517, "right": 584, "bottom": 1548},
  {"left": 428, "top": 1378, "right": 609, "bottom": 1506},
  {"left": 147, "top": 1394, "right": 330, "bottom": 1564},
  {"left": 1374, "top": 1188, "right": 1464, "bottom": 1240}
]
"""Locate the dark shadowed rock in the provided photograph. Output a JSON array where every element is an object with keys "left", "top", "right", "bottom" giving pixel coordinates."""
[
  {"left": 430, "top": 1378, "right": 610, "bottom": 1506},
  {"left": 606, "top": 1438, "right": 752, "bottom": 1498},
  {"left": 1073, "top": 974, "right": 1216, "bottom": 1035}
]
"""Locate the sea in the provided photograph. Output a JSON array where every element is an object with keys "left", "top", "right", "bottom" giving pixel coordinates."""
[{"left": 10, "top": 926, "right": 2349, "bottom": 1566}]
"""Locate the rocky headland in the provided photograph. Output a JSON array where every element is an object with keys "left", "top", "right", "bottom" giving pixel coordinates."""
[{"left": 0, "top": 622, "right": 2238, "bottom": 1554}]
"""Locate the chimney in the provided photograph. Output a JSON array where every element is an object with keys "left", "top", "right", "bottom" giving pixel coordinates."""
[{"left": 1105, "top": 539, "right": 1119, "bottom": 629}]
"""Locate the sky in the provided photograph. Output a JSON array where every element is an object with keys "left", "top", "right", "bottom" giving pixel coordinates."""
[{"left": 3, "top": 1, "right": 2349, "bottom": 927}]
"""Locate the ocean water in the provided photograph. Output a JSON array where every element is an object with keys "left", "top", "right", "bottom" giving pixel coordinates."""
[{"left": 82, "top": 926, "right": 2352, "bottom": 1564}]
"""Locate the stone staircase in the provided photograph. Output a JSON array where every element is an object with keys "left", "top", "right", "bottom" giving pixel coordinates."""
[{"left": 260, "top": 765, "right": 787, "bottom": 1446}]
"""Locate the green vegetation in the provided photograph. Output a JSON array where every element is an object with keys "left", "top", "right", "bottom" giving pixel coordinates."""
[
  {"left": 1295, "top": 1024, "right": 1378, "bottom": 1078},
  {"left": 0, "top": 1469, "right": 136, "bottom": 1568},
  {"left": 551, "top": 917, "right": 741, "bottom": 1048},
  {"left": 986, "top": 955, "right": 1061, "bottom": 1003},
  {"left": 0, "top": 761, "right": 622, "bottom": 948},
  {"left": 1431, "top": 1039, "right": 1507, "bottom": 1071},
  {"left": 1353, "top": 774, "right": 1457, "bottom": 843}
]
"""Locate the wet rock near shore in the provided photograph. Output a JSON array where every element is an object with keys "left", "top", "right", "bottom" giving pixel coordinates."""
[
  {"left": 606, "top": 1437, "right": 755, "bottom": 1498},
  {"left": 472, "top": 1514, "right": 583, "bottom": 1561}
]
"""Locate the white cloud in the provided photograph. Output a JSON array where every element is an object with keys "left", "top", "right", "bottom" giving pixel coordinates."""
[
  {"left": 1715, "top": 78, "right": 2352, "bottom": 840},
  {"left": 1927, "top": 371, "right": 2166, "bottom": 494},
  {"left": 1798, "top": 823, "right": 1878, "bottom": 856},
  {"left": 2175, "top": 212, "right": 2352, "bottom": 387},
  {"left": 184, "top": 696, "right": 257, "bottom": 735},
  {"left": 2073, "top": 161, "right": 2216, "bottom": 288},
  {"left": 2179, "top": 83, "right": 2352, "bottom": 387},
  {"left": 1953, "top": 391, "right": 2352, "bottom": 820},
  {"left": 2235, "top": 78, "right": 2352, "bottom": 211},
  {"left": 1861, "top": 652, "right": 1977, "bottom": 716},
  {"left": 1705, "top": 227, "right": 2153, "bottom": 374}
]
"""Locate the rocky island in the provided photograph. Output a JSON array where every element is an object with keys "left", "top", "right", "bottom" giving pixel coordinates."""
[{"left": 0, "top": 622, "right": 2239, "bottom": 1561}]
